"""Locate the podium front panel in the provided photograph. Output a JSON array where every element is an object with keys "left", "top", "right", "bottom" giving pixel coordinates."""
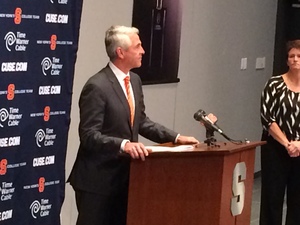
[{"left": 127, "top": 142, "right": 262, "bottom": 225}]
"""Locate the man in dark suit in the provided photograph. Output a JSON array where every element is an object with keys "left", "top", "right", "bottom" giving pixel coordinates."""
[{"left": 68, "top": 25, "right": 200, "bottom": 225}]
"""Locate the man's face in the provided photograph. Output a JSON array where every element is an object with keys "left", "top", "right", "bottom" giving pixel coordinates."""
[{"left": 123, "top": 33, "right": 145, "bottom": 69}]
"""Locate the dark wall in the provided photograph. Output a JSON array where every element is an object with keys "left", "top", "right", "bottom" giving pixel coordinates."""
[{"left": 132, "top": 0, "right": 182, "bottom": 85}]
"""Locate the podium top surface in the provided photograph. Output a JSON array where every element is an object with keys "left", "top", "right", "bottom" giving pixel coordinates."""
[{"left": 147, "top": 141, "right": 265, "bottom": 157}]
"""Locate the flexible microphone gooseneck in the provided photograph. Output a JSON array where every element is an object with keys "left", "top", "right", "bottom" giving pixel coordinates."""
[{"left": 193, "top": 109, "right": 243, "bottom": 144}]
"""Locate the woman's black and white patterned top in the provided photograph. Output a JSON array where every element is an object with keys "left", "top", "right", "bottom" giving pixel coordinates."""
[{"left": 261, "top": 75, "right": 300, "bottom": 140}]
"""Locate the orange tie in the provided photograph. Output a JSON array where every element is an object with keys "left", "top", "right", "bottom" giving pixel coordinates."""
[{"left": 124, "top": 76, "right": 134, "bottom": 126}]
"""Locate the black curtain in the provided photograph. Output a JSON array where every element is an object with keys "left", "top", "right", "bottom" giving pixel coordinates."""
[{"left": 273, "top": 0, "right": 300, "bottom": 75}]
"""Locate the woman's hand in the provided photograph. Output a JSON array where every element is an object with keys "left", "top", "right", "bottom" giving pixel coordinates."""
[{"left": 286, "top": 141, "right": 300, "bottom": 157}]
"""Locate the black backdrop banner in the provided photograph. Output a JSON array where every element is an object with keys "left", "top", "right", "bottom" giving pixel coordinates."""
[{"left": 0, "top": 0, "right": 82, "bottom": 224}]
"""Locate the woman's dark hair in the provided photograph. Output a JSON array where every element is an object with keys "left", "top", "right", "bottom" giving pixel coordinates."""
[{"left": 286, "top": 40, "right": 300, "bottom": 54}]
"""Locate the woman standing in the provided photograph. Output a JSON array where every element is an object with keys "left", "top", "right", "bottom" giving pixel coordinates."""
[{"left": 260, "top": 40, "right": 300, "bottom": 225}]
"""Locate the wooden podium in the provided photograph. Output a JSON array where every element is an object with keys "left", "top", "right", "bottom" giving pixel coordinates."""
[{"left": 126, "top": 141, "right": 265, "bottom": 225}]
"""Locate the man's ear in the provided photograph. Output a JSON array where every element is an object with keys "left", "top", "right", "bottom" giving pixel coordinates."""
[{"left": 116, "top": 47, "right": 125, "bottom": 59}]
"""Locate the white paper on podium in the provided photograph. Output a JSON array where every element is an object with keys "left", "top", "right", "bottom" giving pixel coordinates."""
[{"left": 145, "top": 145, "right": 195, "bottom": 152}]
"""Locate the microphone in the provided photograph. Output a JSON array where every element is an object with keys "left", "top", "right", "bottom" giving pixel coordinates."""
[
  {"left": 194, "top": 109, "right": 244, "bottom": 144},
  {"left": 193, "top": 109, "right": 223, "bottom": 134}
]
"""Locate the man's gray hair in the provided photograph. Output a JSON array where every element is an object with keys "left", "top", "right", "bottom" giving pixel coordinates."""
[{"left": 105, "top": 25, "right": 139, "bottom": 61}]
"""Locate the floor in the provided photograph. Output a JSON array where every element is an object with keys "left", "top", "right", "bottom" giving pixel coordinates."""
[{"left": 250, "top": 175, "right": 287, "bottom": 225}]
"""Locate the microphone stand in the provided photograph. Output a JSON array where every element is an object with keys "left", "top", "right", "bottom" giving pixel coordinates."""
[
  {"left": 204, "top": 127, "right": 217, "bottom": 146},
  {"left": 204, "top": 126, "right": 244, "bottom": 145}
]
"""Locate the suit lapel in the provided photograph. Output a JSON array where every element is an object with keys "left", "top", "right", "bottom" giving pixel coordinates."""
[
  {"left": 129, "top": 72, "right": 141, "bottom": 132},
  {"left": 130, "top": 73, "right": 139, "bottom": 118},
  {"left": 104, "top": 66, "right": 132, "bottom": 128}
]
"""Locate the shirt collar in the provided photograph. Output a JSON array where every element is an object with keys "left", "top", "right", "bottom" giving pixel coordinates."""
[{"left": 109, "top": 61, "right": 129, "bottom": 81}]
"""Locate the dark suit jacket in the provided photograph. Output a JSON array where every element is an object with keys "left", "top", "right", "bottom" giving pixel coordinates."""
[{"left": 68, "top": 65, "right": 178, "bottom": 195}]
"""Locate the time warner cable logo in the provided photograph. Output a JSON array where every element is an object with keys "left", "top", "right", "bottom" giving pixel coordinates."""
[
  {"left": 30, "top": 199, "right": 52, "bottom": 219},
  {"left": 35, "top": 128, "right": 56, "bottom": 147},
  {"left": 0, "top": 109, "right": 9, "bottom": 128},
  {"left": 41, "top": 57, "right": 63, "bottom": 76},
  {"left": 4, "top": 31, "right": 29, "bottom": 52},
  {"left": 0, "top": 108, "right": 22, "bottom": 127},
  {"left": 4, "top": 32, "right": 16, "bottom": 51},
  {"left": 41, "top": 58, "right": 52, "bottom": 75},
  {"left": 35, "top": 129, "right": 45, "bottom": 147}
]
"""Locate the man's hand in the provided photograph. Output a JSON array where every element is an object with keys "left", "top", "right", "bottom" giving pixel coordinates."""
[
  {"left": 124, "top": 142, "right": 150, "bottom": 161},
  {"left": 176, "top": 135, "right": 199, "bottom": 145}
]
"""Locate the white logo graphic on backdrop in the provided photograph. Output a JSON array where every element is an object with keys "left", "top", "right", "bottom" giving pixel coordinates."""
[
  {"left": 35, "top": 128, "right": 56, "bottom": 147},
  {"left": 49, "top": 0, "right": 68, "bottom": 4},
  {"left": 4, "top": 31, "right": 29, "bottom": 52},
  {"left": 45, "top": 13, "right": 68, "bottom": 24},
  {"left": 0, "top": 209, "right": 13, "bottom": 221},
  {"left": 0, "top": 108, "right": 22, "bottom": 128},
  {"left": 41, "top": 57, "right": 52, "bottom": 75},
  {"left": 4, "top": 32, "right": 16, "bottom": 51},
  {"left": 1, "top": 62, "right": 28, "bottom": 72},
  {"left": 30, "top": 200, "right": 40, "bottom": 219},
  {"left": 33, "top": 155, "right": 55, "bottom": 167},
  {"left": 41, "top": 57, "right": 63, "bottom": 76},
  {"left": 0, "top": 109, "right": 9, "bottom": 127},
  {"left": 0, "top": 136, "right": 21, "bottom": 148},
  {"left": 0, "top": 182, "right": 15, "bottom": 202},
  {"left": 39, "top": 85, "right": 61, "bottom": 95},
  {"left": 30, "top": 199, "right": 52, "bottom": 219},
  {"left": 35, "top": 129, "right": 45, "bottom": 147}
]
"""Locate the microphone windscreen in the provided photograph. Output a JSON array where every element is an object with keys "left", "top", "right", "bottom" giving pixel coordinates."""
[{"left": 193, "top": 109, "right": 206, "bottom": 121}]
